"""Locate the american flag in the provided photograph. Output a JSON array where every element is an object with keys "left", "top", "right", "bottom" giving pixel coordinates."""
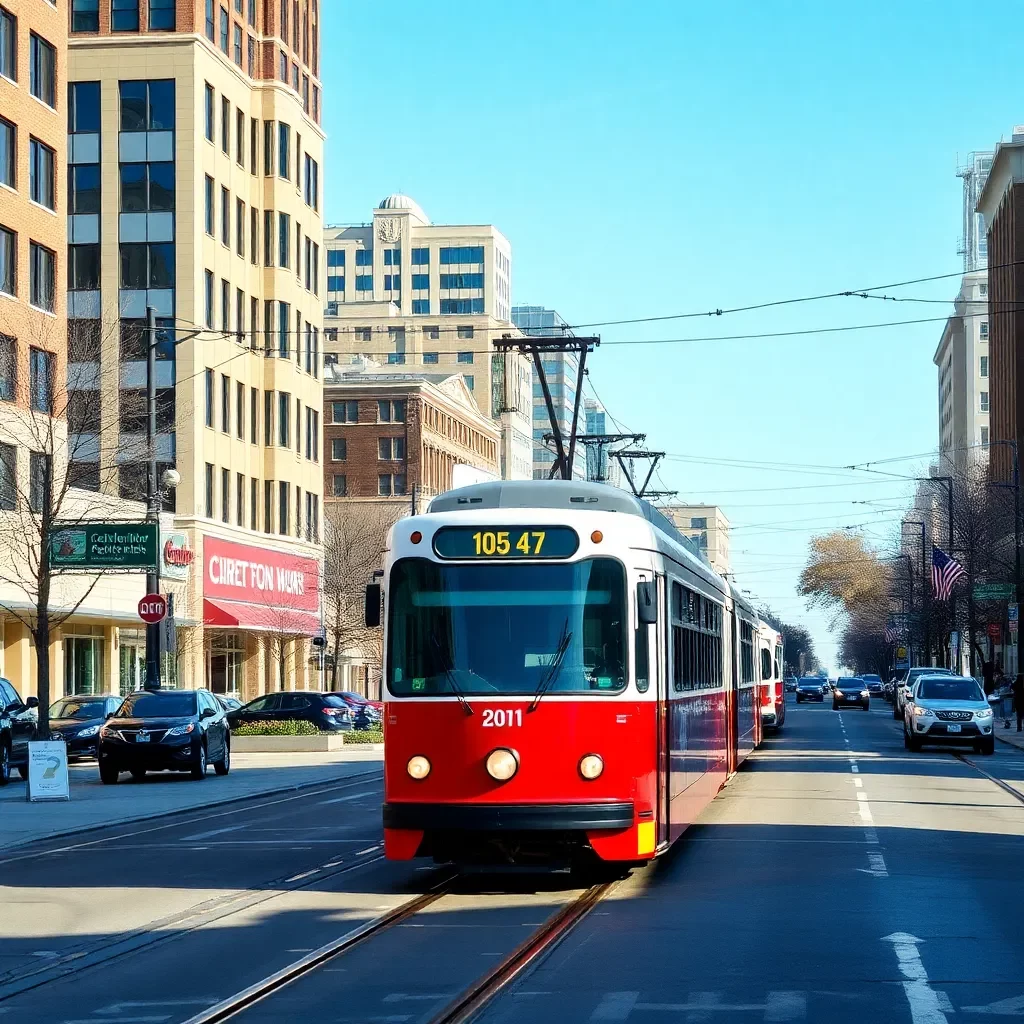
[
  {"left": 885, "top": 624, "right": 900, "bottom": 643},
  {"left": 932, "top": 546, "right": 966, "bottom": 601}
]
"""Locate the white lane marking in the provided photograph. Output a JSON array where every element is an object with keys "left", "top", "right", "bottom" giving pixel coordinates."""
[
  {"left": 383, "top": 993, "right": 454, "bottom": 1003},
  {"left": 854, "top": 777, "right": 863, "bottom": 788},
  {"left": 765, "top": 992, "right": 808, "bottom": 1021},
  {"left": 936, "top": 993, "right": 955, "bottom": 1014},
  {"left": 882, "top": 932, "right": 949, "bottom": 1024},
  {"left": 591, "top": 993, "right": 639, "bottom": 1021},
  {"left": 856, "top": 791, "right": 868, "bottom": 801},
  {"left": 180, "top": 825, "right": 244, "bottom": 841},
  {"left": 864, "top": 827, "right": 879, "bottom": 845},
  {"left": 357, "top": 844, "right": 382, "bottom": 855},
  {"left": 317, "top": 790, "right": 376, "bottom": 805},
  {"left": 684, "top": 992, "right": 720, "bottom": 1022},
  {"left": 963, "top": 994, "right": 1024, "bottom": 1014},
  {"left": 861, "top": 852, "right": 889, "bottom": 878}
]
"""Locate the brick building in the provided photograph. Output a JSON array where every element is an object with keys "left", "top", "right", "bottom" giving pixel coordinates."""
[
  {"left": 977, "top": 139, "right": 1024, "bottom": 482},
  {"left": 324, "top": 364, "right": 500, "bottom": 506}
]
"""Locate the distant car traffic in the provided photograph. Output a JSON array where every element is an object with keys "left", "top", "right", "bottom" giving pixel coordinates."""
[
  {"left": 785, "top": 677, "right": 799, "bottom": 693},
  {"left": 0, "top": 679, "right": 38, "bottom": 785},
  {"left": 227, "top": 692, "right": 356, "bottom": 732},
  {"left": 795, "top": 678, "right": 825, "bottom": 703},
  {"left": 903, "top": 674, "right": 995, "bottom": 754},
  {"left": 49, "top": 695, "right": 122, "bottom": 760},
  {"left": 98, "top": 689, "right": 230, "bottom": 783},
  {"left": 860, "top": 674, "right": 884, "bottom": 697},
  {"left": 832, "top": 677, "right": 870, "bottom": 711},
  {"left": 893, "top": 667, "right": 954, "bottom": 720}
]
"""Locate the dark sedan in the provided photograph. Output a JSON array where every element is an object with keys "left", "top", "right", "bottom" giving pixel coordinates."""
[
  {"left": 833, "top": 677, "right": 870, "bottom": 711},
  {"left": 328, "top": 692, "right": 382, "bottom": 730},
  {"left": 795, "top": 678, "right": 825, "bottom": 703},
  {"left": 49, "top": 695, "right": 122, "bottom": 759},
  {"left": 98, "top": 689, "right": 230, "bottom": 783},
  {"left": 860, "top": 674, "right": 885, "bottom": 698},
  {"left": 227, "top": 692, "right": 355, "bottom": 731}
]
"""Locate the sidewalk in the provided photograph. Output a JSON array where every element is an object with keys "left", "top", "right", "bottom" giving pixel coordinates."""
[
  {"left": 995, "top": 724, "right": 1024, "bottom": 751},
  {"left": 0, "top": 748, "right": 383, "bottom": 852}
]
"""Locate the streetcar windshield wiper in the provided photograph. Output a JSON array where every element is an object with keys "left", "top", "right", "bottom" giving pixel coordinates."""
[
  {"left": 430, "top": 635, "right": 474, "bottom": 715},
  {"left": 528, "top": 620, "right": 573, "bottom": 713}
]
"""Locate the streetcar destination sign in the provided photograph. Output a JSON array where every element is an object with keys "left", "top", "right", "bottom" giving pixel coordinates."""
[
  {"left": 432, "top": 526, "right": 579, "bottom": 560},
  {"left": 50, "top": 523, "right": 158, "bottom": 569}
]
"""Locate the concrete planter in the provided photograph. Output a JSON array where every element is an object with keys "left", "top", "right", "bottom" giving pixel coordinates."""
[{"left": 231, "top": 734, "right": 348, "bottom": 753}]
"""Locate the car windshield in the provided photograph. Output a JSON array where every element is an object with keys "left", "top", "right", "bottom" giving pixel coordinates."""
[
  {"left": 322, "top": 695, "right": 350, "bottom": 708},
  {"left": 838, "top": 679, "right": 861, "bottom": 686},
  {"left": 918, "top": 679, "right": 985, "bottom": 702},
  {"left": 49, "top": 698, "right": 110, "bottom": 720},
  {"left": 116, "top": 692, "right": 197, "bottom": 718},
  {"left": 388, "top": 557, "right": 627, "bottom": 696},
  {"left": 863, "top": 675, "right": 881, "bottom": 682}
]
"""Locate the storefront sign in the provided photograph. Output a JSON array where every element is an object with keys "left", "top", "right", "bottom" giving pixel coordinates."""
[
  {"left": 974, "top": 583, "right": 1015, "bottom": 601},
  {"left": 160, "top": 532, "right": 194, "bottom": 581},
  {"left": 51, "top": 524, "right": 157, "bottom": 570},
  {"left": 26, "top": 740, "right": 70, "bottom": 802},
  {"left": 203, "top": 537, "right": 320, "bottom": 635},
  {"left": 988, "top": 623, "right": 1003, "bottom": 642}
]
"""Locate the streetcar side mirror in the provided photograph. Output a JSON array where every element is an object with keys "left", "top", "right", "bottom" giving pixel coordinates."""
[
  {"left": 364, "top": 583, "right": 381, "bottom": 628},
  {"left": 637, "top": 581, "right": 657, "bottom": 625}
]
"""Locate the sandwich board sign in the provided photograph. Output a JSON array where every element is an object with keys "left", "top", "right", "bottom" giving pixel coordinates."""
[{"left": 26, "top": 740, "right": 70, "bottom": 802}]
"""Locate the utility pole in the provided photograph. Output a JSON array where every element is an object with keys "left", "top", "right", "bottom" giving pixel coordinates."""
[{"left": 144, "top": 306, "right": 161, "bottom": 690}]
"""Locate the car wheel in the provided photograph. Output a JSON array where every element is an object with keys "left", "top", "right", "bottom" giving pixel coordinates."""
[
  {"left": 130, "top": 768, "right": 146, "bottom": 782},
  {"left": 892, "top": 703, "right": 901, "bottom": 720},
  {"left": 863, "top": 702, "right": 870, "bottom": 711},
  {"left": 980, "top": 737, "right": 996, "bottom": 755},
  {"left": 214, "top": 739, "right": 230, "bottom": 776},
  {"left": 15, "top": 765, "right": 28, "bottom": 781},
  {"left": 191, "top": 743, "right": 207, "bottom": 780},
  {"left": 832, "top": 702, "right": 839, "bottom": 711},
  {"left": 908, "top": 734, "right": 922, "bottom": 753},
  {"left": 0, "top": 741, "right": 9, "bottom": 787},
  {"left": 100, "top": 763, "right": 120, "bottom": 785},
  {"left": 903, "top": 728, "right": 911, "bottom": 749}
]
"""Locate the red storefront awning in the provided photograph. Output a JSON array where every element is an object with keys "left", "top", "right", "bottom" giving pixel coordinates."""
[{"left": 203, "top": 598, "right": 320, "bottom": 636}]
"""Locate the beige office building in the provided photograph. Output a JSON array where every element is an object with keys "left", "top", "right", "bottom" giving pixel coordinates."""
[
  {"left": 65, "top": 0, "right": 326, "bottom": 700},
  {"left": 662, "top": 505, "right": 732, "bottom": 574},
  {"left": 323, "top": 196, "right": 534, "bottom": 481}
]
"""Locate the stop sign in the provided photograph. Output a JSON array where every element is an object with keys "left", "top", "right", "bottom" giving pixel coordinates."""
[{"left": 138, "top": 594, "right": 168, "bottom": 624}]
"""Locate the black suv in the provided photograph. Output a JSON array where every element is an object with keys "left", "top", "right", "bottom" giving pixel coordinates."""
[
  {"left": 98, "top": 689, "right": 230, "bottom": 783},
  {"left": 228, "top": 692, "right": 355, "bottom": 731},
  {"left": 0, "top": 679, "right": 38, "bottom": 785}
]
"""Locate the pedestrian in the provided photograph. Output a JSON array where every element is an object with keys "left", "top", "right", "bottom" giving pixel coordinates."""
[
  {"left": 1014, "top": 674, "right": 1024, "bottom": 733},
  {"left": 983, "top": 659, "right": 995, "bottom": 696}
]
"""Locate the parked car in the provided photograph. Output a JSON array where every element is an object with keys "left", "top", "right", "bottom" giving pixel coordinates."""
[
  {"left": 49, "top": 695, "right": 122, "bottom": 760},
  {"left": 216, "top": 695, "right": 243, "bottom": 713},
  {"left": 331, "top": 690, "right": 384, "bottom": 714},
  {"left": 328, "top": 692, "right": 382, "bottom": 730},
  {"left": 784, "top": 677, "right": 799, "bottom": 693},
  {"left": 98, "top": 689, "right": 230, "bottom": 783},
  {"left": 903, "top": 674, "right": 995, "bottom": 754},
  {"left": 0, "top": 679, "right": 38, "bottom": 785},
  {"left": 227, "top": 692, "right": 356, "bottom": 732},
  {"left": 795, "top": 678, "right": 825, "bottom": 703},
  {"left": 893, "top": 667, "right": 953, "bottom": 720},
  {"left": 861, "top": 674, "right": 885, "bottom": 698},
  {"left": 833, "top": 677, "right": 870, "bottom": 711}
]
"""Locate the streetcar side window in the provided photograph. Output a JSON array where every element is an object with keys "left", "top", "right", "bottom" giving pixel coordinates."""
[
  {"left": 670, "top": 579, "right": 723, "bottom": 693},
  {"left": 635, "top": 625, "right": 650, "bottom": 693},
  {"left": 740, "top": 621, "right": 755, "bottom": 683},
  {"left": 760, "top": 649, "right": 772, "bottom": 681}
]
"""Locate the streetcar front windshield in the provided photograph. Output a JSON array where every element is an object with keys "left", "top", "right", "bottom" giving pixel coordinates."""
[{"left": 387, "top": 557, "right": 627, "bottom": 696}]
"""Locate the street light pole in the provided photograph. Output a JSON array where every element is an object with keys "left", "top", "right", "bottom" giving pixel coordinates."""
[
  {"left": 144, "top": 306, "right": 161, "bottom": 690},
  {"left": 920, "top": 475, "right": 954, "bottom": 667},
  {"left": 903, "top": 520, "right": 929, "bottom": 666}
]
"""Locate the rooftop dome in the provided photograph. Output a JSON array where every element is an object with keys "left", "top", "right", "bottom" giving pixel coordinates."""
[{"left": 377, "top": 193, "right": 430, "bottom": 224}]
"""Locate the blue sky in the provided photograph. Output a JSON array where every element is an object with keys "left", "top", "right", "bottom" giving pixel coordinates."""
[{"left": 321, "top": 2, "right": 1021, "bottom": 670}]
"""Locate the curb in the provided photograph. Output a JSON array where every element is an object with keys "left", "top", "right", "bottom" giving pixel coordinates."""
[
  {"left": 0, "top": 765, "right": 384, "bottom": 855},
  {"left": 995, "top": 730, "right": 1024, "bottom": 752}
]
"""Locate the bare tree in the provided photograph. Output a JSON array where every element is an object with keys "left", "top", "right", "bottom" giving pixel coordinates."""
[{"left": 322, "top": 501, "right": 401, "bottom": 695}]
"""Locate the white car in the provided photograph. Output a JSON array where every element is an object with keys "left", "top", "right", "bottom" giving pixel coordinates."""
[
  {"left": 903, "top": 674, "right": 995, "bottom": 755},
  {"left": 892, "top": 666, "right": 953, "bottom": 720}
]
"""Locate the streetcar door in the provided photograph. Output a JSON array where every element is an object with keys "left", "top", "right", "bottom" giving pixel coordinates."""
[
  {"left": 728, "top": 611, "right": 739, "bottom": 774},
  {"left": 655, "top": 572, "right": 670, "bottom": 847}
]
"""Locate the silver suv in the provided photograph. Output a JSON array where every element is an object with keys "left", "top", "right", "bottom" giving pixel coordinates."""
[
  {"left": 892, "top": 666, "right": 953, "bottom": 720},
  {"left": 903, "top": 674, "right": 995, "bottom": 754}
]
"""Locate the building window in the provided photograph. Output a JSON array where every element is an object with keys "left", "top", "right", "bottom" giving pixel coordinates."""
[
  {"left": 221, "top": 467, "right": 230, "bottom": 522},
  {"left": 204, "top": 270, "right": 214, "bottom": 328},
  {"left": 205, "top": 463, "right": 214, "bottom": 517},
  {"left": 331, "top": 400, "right": 358, "bottom": 423},
  {"left": 981, "top": 355, "right": 989, "bottom": 378},
  {"left": 355, "top": 275, "right": 372, "bottom": 292},
  {"left": 250, "top": 477, "right": 258, "bottom": 530},
  {"left": 423, "top": 352, "right": 438, "bottom": 364},
  {"left": 204, "top": 84, "right": 214, "bottom": 141},
  {"left": 464, "top": 375, "right": 474, "bottom": 390},
  {"left": 219, "top": 5, "right": 229, "bottom": 53},
  {"left": 236, "top": 472, "right": 245, "bottom": 526},
  {"left": 0, "top": 117, "right": 14, "bottom": 189},
  {"left": 0, "top": 225, "right": 14, "bottom": 297},
  {"left": 980, "top": 321, "right": 989, "bottom": 339},
  {"left": 119, "top": 242, "right": 175, "bottom": 290},
  {"left": 387, "top": 353, "right": 405, "bottom": 365},
  {"left": 0, "top": 443, "right": 13, "bottom": 509},
  {"left": 442, "top": 299, "right": 485, "bottom": 314},
  {"left": 68, "top": 244, "right": 100, "bottom": 291},
  {"left": 457, "top": 351, "right": 474, "bottom": 364},
  {"left": 981, "top": 391, "right": 989, "bottom": 413},
  {"left": 236, "top": 198, "right": 245, "bottom": 255},
  {"left": 221, "top": 186, "right": 230, "bottom": 244},
  {"left": 378, "top": 437, "right": 405, "bottom": 461},
  {"left": 120, "top": 78, "right": 175, "bottom": 131},
  {"left": 70, "top": 164, "right": 101, "bottom": 214},
  {"left": 439, "top": 246, "right": 484, "bottom": 265},
  {"left": 457, "top": 326, "right": 474, "bottom": 340},
  {"left": 205, "top": 0, "right": 215, "bottom": 40},
  {"left": 331, "top": 438, "right": 346, "bottom": 461},
  {"left": 412, "top": 300, "right": 431, "bottom": 314},
  {"left": 29, "top": 242, "right": 55, "bottom": 312},
  {"left": 278, "top": 391, "right": 290, "bottom": 447},
  {"left": 250, "top": 207, "right": 259, "bottom": 264},
  {"left": 29, "top": 452, "right": 51, "bottom": 514},
  {"left": 204, "top": 368, "right": 214, "bottom": 426},
  {"left": 411, "top": 274, "right": 429, "bottom": 290},
  {"left": 221, "top": 278, "right": 229, "bottom": 331},
  {"left": 355, "top": 249, "right": 372, "bottom": 267},
  {"left": 278, "top": 301, "right": 289, "bottom": 357},
  {"left": 30, "top": 34, "right": 56, "bottom": 108},
  {"left": 278, "top": 481, "right": 289, "bottom": 535},
  {"left": 377, "top": 400, "right": 405, "bottom": 423},
  {"left": 332, "top": 474, "right": 346, "bottom": 497},
  {"left": 327, "top": 248, "right": 345, "bottom": 268},
  {"left": 440, "top": 273, "right": 485, "bottom": 290},
  {"left": 278, "top": 212, "right": 290, "bottom": 267},
  {"left": 149, "top": 0, "right": 175, "bottom": 30},
  {"left": 411, "top": 247, "right": 429, "bottom": 265},
  {"left": 383, "top": 249, "right": 401, "bottom": 266},
  {"left": 264, "top": 480, "right": 273, "bottom": 533},
  {"left": 0, "top": 333, "right": 15, "bottom": 400},
  {"left": 221, "top": 97, "right": 230, "bottom": 154},
  {"left": 203, "top": 176, "right": 215, "bottom": 233},
  {"left": 29, "top": 348, "right": 53, "bottom": 413},
  {"left": 220, "top": 373, "right": 230, "bottom": 432},
  {"left": 304, "top": 154, "right": 319, "bottom": 209},
  {"left": 250, "top": 386, "right": 258, "bottom": 442},
  {"left": 378, "top": 474, "right": 406, "bottom": 496},
  {"left": 278, "top": 122, "right": 290, "bottom": 179},
  {"left": 111, "top": 0, "right": 140, "bottom": 32},
  {"left": 71, "top": 0, "right": 100, "bottom": 33},
  {"left": 233, "top": 23, "right": 242, "bottom": 65},
  {"left": 121, "top": 162, "right": 174, "bottom": 213},
  {"left": 384, "top": 275, "right": 400, "bottom": 292},
  {"left": 327, "top": 275, "right": 344, "bottom": 293},
  {"left": 981, "top": 426, "right": 990, "bottom": 446}
]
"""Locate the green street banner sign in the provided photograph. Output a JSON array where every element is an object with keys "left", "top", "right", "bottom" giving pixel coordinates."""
[
  {"left": 973, "top": 583, "right": 1015, "bottom": 601},
  {"left": 51, "top": 524, "right": 158, "bottom": 570}
]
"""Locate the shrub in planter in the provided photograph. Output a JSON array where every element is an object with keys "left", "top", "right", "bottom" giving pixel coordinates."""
[
  {"left": 344, "top": 730, "right": 384, "bottom": 744},
  {"left": 232, "top": 720, "right": 320, "bottom": 736}
]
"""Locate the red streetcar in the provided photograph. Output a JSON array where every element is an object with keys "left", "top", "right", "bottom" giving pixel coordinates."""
[
  {"left": 367, "top": 481, "right": 763, "bottom": 868},
  {"left": 757, "top": 623, "right": 787, "bottom": 732}
]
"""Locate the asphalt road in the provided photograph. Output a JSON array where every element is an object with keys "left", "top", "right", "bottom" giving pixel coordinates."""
[{"left": 3, "top": 697, "right": 1024, "bottom": 1024}]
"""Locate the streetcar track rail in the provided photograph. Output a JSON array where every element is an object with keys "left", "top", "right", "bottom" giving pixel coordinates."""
[
  {"left": 181, "top": 876, "right": 456, "bottom": 1024},
  {"left": 954, "top": 752, "right": 1024, "bottom": 806},
  {"left": 426, "top": 879, "right": 617, "bottom": 1024}
]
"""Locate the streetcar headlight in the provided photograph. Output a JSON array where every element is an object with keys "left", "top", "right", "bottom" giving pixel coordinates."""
[
  {"left": 406, "top": 755, "right": 431, "bottom": 780},
  {"left": 579, "top": 754, "right": 604, "bottom": 780},
  {"left": 485, "top": 748, "right": 519, "bottom": 781}
]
